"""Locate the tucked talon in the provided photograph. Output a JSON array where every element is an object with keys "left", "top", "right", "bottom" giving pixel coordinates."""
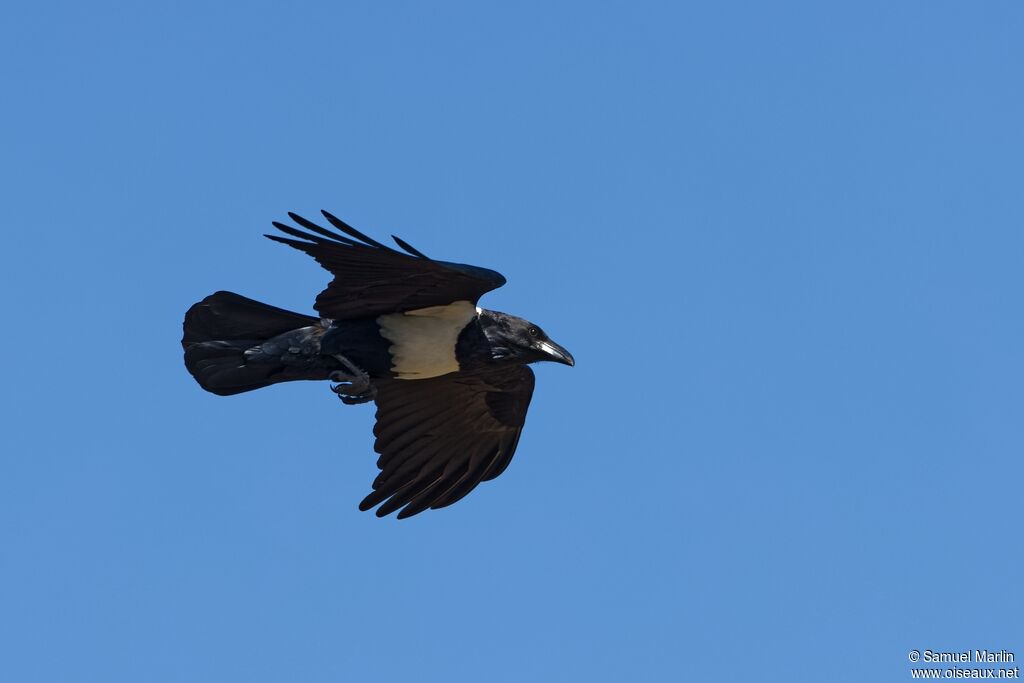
[
  {"left": 340, "top": 391, "right": 375, "bottom": 405},
  {"left": 328, "top": 357, "right": 375, "bottom": 404},
  {"left": 329, "top": 370, "right": 358, "bottom": 385},
  {"left": 332, "top": 383, "right": 376, "bottom": 405},
  {"left": 330, "top": 373, "right": 370, "bottom": 392}
]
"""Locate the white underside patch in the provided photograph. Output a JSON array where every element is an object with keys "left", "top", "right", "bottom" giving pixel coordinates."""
[{"left": 377, "top": 301, "right": 476, "bottom": 379}]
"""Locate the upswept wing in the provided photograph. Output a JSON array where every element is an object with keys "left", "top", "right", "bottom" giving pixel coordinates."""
[
  {"left": 266, "top": 211, "right": 506, "bottom": 319},
  {"left": 361, "top": 365, "right": 536, "bottom": 519}
]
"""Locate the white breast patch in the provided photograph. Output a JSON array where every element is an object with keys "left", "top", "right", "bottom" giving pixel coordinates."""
[{"left": 377, "top": 301, "right": 476, "bottom": 379}]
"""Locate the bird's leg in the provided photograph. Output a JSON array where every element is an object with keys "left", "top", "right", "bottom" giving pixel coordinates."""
[{"left": 329, "top": 354, "right": 376, "bottom": 405}]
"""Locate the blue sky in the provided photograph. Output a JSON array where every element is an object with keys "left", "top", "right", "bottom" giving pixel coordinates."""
[{"left": 2, "top": 2, "right": 1022, "bottom": 681}]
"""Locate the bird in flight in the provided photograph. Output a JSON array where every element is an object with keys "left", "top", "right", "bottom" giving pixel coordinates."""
[{"left": 182, "top": 211, "right": 574, "bottom": 519}]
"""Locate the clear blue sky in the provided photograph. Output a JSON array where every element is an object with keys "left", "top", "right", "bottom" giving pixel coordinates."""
[{"left": 2, "top": 2, "right": 1021, "bottom": 681}]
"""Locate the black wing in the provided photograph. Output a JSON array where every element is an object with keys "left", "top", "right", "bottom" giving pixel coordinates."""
[
  {"left": 266, "top": 210, "right": 506, "bottom": 319},
  {"left": 360, "top": 365, "right": 536, "bottom": 519}
]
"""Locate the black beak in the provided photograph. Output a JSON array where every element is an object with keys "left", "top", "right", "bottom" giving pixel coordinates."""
[{"left": 537, "top": 339, "right": 575, "bottom": 367}]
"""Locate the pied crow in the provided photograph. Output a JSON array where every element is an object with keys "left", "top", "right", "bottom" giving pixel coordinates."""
[{"left": 182, "top": 211, "right": 574, "bottom": 519}]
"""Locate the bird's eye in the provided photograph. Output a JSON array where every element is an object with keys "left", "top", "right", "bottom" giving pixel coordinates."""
[{"left": 528, "top": 327, "right": 539, "bottom": 337}]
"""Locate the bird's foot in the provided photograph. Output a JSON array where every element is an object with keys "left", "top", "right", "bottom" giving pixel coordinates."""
[{"left": 330, "top": 355, "right": 376, "bottom": 405}]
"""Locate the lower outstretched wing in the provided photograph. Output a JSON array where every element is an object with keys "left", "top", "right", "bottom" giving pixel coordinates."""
[{"left": 361, "top": 365, "right": 536, "bottom": 519}]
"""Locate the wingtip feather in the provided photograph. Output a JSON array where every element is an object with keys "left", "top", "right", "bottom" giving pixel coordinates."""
[
  {"left": 321, "top": 210, "right": 391, "bottom": 250},
  {"left": 392, "top": 234, "right": 429, "bottom": 259}
]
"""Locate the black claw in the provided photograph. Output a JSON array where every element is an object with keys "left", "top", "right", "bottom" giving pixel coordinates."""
[
  {"left": 330, "top": 380, "right": 376, "bottom": 405},
  {"left": 328, "top": 354, "right": 375, "bottom": 405},
  {"left": 335, "top": 387, "right": 376, "bottom": 405}
]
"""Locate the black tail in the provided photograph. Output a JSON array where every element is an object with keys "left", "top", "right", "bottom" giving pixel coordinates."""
[{"left": 182, "top": 291, "right": 330, "bottom": 396}]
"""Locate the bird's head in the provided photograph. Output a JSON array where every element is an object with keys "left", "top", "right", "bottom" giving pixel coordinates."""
[{"left": 480, "top": 310, "right": 575, "bottom": 367}]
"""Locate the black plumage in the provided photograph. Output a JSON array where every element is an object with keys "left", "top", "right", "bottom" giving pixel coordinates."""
[
  {"left": 266, "top": 210, "right": 506, "bottom": 319},
  {"left": 182, "top": 211, "right": 574, "bottom": 519}
]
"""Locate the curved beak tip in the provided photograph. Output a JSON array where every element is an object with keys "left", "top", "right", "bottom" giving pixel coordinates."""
[{"left": 540, "top": 340, "right": 575, "bottom": 367}]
